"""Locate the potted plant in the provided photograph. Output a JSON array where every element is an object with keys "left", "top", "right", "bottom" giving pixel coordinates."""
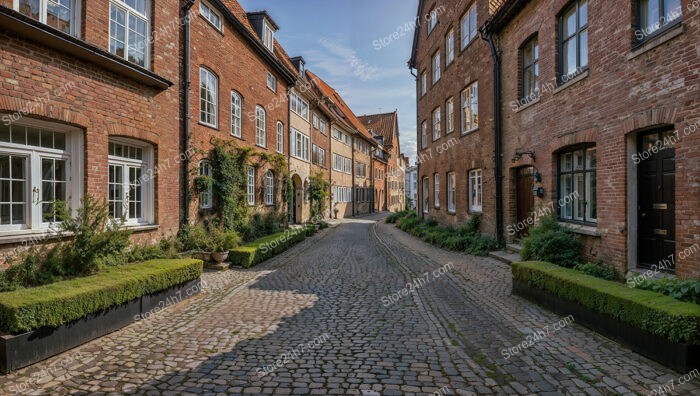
[
  {"left": 333, "top": 207, "right": 339, "bottom": 219},
  {"left": 210, "top": 227, "right": 241, "bottom": 263}
]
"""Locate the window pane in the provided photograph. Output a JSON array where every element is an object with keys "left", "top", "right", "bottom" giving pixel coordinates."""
[
  {"left": 579, "top": 29, "right": 588, "bottom": 68},
  {"left": 47, "top": 0, "right": 72, "bottom": 34},
  {"left": 561, "top": 174, "right": 573, "bottom": 219},
  {"left": 18, "top": 0, "right": 40, "bottom": 21},
  {"left": 586, "top": 148, "right": 596, "bottom": 169},
  {"left": 665, "top": 0, "right": 682, "bottom": 22},
  {"left": 579, "top": 0, "right": 588, "bottom": 27},
  {"left": 574, "top": 173, "right": 584, "bottom": 220},
  {"left": 27, "top": 127, "right": 41, "bottom": 147},
  {"left": 563, "top": 7, "right": 577, "bottom": 37},
  {"left": 587, "top": 172, "right": 597, "bottom": 221},
  {"left": 0, "top": 124, "right": 10, "bottom": 143},
  {"left": 563, "top": 37, "right": 577, "bottom": 74}
]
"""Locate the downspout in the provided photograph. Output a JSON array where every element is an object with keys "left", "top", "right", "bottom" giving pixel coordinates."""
[
  {"left": 482, "top": 31, "right": 505, "bottom": 244},
  {"left": 370, "top": 148, "right": 375, "bottom": 213},
  {"left": 351, "top": 134, "right": 356, "bottom": 216},
  {"left": 182, "top": 0, "right": 195, "bottom": 226}
]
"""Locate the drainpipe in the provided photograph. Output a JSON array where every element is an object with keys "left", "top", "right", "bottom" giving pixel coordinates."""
[
  {"left": 370, "top": 147, "right": 375, "bottom": 213},
  {"left": 351, "top": 134, "right": 356, "bottom": 216},
  {"left": 482, "top": 31, "right": 505, "bottom": 244},
  {"left": 182, "top": 0, "right": 195, "bottom": 226}
]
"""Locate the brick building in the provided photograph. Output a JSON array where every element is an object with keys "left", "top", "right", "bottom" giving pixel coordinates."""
[
  {"left": 409, "top": 0, "right": 497, "bottom": 235},
  {"left": 0, "top": 0, "right": 183, "bottom": 260}
]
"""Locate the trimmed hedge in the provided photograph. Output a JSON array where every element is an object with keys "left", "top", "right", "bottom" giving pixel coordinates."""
[
  {"left": 230, "top": 226, "right": 315, "bottom": 268},
  {"left": 513, "top": 261, "right": 700, "bottom": 344},
  {"left": 0, "top": 259, "right": 203, "bottom": 334}
]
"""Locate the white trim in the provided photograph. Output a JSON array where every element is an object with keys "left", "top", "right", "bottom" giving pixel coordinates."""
[
  {"left": 108, "top": 0, "right": 151, "bottom": 68},
  {"left": 107, "top": 137, "right": 154, "bottom": 226},
  {"left": 199, "top": 0, "right": 223, "bottom": 32}
]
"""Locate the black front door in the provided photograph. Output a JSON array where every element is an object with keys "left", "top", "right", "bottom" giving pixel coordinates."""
[
  {"left": 638, "top": 130, "right": 675, "bottom": 271},
  {"left": 290, "top": 186, "right": 297, "bottom": 224}
]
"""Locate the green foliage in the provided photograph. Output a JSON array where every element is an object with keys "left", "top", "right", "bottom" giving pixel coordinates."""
[
  {"left": 230, "top": 226, "right": 315, "bottom": 268},
  {"left": 0, "top": 259, "right": 203, "bottom": 334},
  {"left": 242, "top": 212, "right": 283, "bottom": 241},
  {"left": 520, "top": 213, "right": 582, "bottom": 268},
  {"left": 385, "top": 210, "right": 410, "bottom": 224},
  {"left": 635, "top": 277, "right": 700, "bottom": 305},
  {"left": 464, "top": 234, "right": 500, "bottom": 256},
  {"left": 178, "top": 223, "right": 241, "bottom": 252},
  {"left": 193, "top": 176, "right": 214, "bottom": 193},
  {"left": 574, "top": 261, "right": 618, "bottom": 281},
  {"left": 512, "top": 261, "right": 700, "bottom": 344},
  {"left": 210, "top": 143, "right": 251, "bottom": 232},
  {"left": 209, "top": 226, "right": 242, "bottom": 252},
  {"left": 308, "top": 171, "right": 330, "bottom": 218}
]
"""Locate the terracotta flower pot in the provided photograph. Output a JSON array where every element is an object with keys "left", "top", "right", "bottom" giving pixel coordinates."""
[{"left": 211, "top": 251, "right": 229, "bottom": 263}]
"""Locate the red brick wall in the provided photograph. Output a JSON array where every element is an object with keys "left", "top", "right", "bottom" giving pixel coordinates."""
[
  {"left": 415, "top": 0, "right": 497, "bottom": 235},
  {"left": 498, "top": 0, "right": 700, "bottom": 277}
]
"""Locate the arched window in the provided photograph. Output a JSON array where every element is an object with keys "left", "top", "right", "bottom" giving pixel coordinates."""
[
  {"left": 255, "top": 106, "right": 266, "bottom": 147},
  {"left": 199, "top": 67, "right": 218, "bottom": 127},
  {"left": 265, "top": 171, "right": 274, "bottom": 205},
  {"left": 198, "top": 160, "right": 212, "bottom": 209},
  {"left": 231, "top": 91, "right": 242, "bottom": 137}
]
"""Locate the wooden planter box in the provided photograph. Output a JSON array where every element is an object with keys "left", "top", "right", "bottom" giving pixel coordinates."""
[
  {"left": 0, "top": 278, "right": 202, "bottom": 374},
  {"left": 513, "top": 280, "right": 700, "bottom": 373}
]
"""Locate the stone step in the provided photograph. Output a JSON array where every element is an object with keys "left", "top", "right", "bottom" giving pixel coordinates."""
[
  {"left": 506, "top": 243, "right": 523, "bottom": 254},
  {"left": 488, "top": 250, "right": 521, "bottom": 265},
  {"left": 204, "top": 261, "right": 230, "bottom": 271}
]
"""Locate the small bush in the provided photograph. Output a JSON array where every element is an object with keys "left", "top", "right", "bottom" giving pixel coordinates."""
[
  {"left": 386, "top": 210, "right": 410, "bottom": 224},
  {"left": 209, "top": 227, "right": 242, "bottom": 252},
  {"left": 635, "top": 277, "right": 700, "bottom": 305},
  {"left": 520, "top": 213, "right": 581, "bottom": 268},
  {"left": 179, "top": 224, "right": 211, "bottom": 252},
  {"left": 230, "top": 227, "right": 311, "bottom": 268},
  {"left": 465, "top": 234, "right": 500, "bottom": 256},
  {"left": 574, "top": 262, "right": 617, "bottom": 281}
]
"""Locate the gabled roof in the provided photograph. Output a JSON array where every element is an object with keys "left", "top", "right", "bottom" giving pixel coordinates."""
[
  {"left": 358, "top": 111, "right": 399, "bottom": 148},
  {"left": 305, "top": 70, "right": 376, "bottom": 144},
  {"left": 481, "top": 0, "right": 530, "bottom": 34}
]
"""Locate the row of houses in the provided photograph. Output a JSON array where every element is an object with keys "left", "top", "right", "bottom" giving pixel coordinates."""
[
  {"left": 410, "top": 0, "right": 699, "bottom": 278},
  {"left": 0, "top": 0, "right": 406, "bottom": 260}
]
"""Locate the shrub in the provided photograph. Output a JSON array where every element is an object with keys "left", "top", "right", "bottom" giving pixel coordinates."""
[
  {"left": 209, "top": 227, "right": 242, "bottom": 252},
  {"left": 513, "top": 261, "right": 700, "bottom": 344},
  {"left": 230, "top": 226, "right": 312, "bottom": 268},
  {"left": 574, "top": 262, "right": 617, "bottom": 281},
  {"left": 0, "top": 259, "right": 203, "bottom": 334},
  {"left": 386, "top": 210, "right": 410, "bottom": 224},
  {"left": 520, "top": 213, "right": 581, "bottom": 268},
  {"left": 635, "top": 277, "right": 700, "bottom": 305},
  {"left": 179, "top": 224, "right": 211, "bottom": 252},
  {"left": 465, "top": 234, "right": 500, "bottom": 256}
]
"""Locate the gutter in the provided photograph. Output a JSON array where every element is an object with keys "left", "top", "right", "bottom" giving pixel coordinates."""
[{"left": 182, "top": 0, "right": 195, "bottom": 225}]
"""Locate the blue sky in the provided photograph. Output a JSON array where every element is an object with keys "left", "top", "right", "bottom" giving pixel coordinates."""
[{"left": 238, "top": 0, "right": 420, "bottom": 162}]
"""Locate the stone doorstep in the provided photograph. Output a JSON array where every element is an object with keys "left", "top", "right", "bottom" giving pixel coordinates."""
[
  {"left": 506, "top": 243, "right": 523, "bottom": 255},
  {"left": 204, "top": 261, "right": 230, "bottom": 271},
  {"left": 488, "top": 250, "right": 521, "bottom": 265}
]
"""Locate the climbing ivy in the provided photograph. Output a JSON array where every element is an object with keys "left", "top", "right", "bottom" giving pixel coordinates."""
[{"left": 307, "top": 171, "right": 330, "bottom": 218}]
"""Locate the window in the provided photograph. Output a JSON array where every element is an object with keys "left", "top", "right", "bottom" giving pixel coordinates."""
[
  {"left": 231, "top": 91, "right": 241, "bottom": 137},
  {"left": 447, "top": 172, "right": 455, "bottom": 213},
  {"left": 199, "top": 1, "right": 221, "bottom": 30},
  {"left": 267, "top": 72, "right": 277, "bottom": 92},
  {"left": 432, "top": 52, "right": 441, "bottom": 84},
  {"left": 313, "top": 113, "right": 320, "bottom": 129},
  {"left": 461, "top": 82, "right": 478, "bottom": 133},
  {"left": 290, "top": 128, "right": 310, "bottom": 161},
  {"left": 199, "top": 68, "right": 218, "bottom": 127},
  {"left": 637, "top": 0, "right": 682, "bottom": 41},
  {"left": 332, "top": 153, "right": 351, "bottom": 174},
  {"left": 332, "top": 127, "right": 342, "bottom": 140},
  {"left": 460, "top": 4, "right": 478, "bottom": 49},
  {"left": 15, "top": 0, "right": 79, "bottom": 35},
  {"left": 198, "top": 160, "right": 212, "bottom": 209},
  {"left": 421, "top": 72, "right": 427, "bottom": 96},
  {"left": 356, "top": 162, "right": 367, "bottom": 178},
  {"left": 263, "top": 20, "right": 275, "bottom": 51},
  {"left": 446, "top": 98, "right": 454, "bottom": 133},
  {"left": 446, "top": 29, "right": 455, "bottom": 65},
  {"left": 319, "top": 119, "right": 328, "bottom": 134},
  {"left": 521, "top": 37, "right": 539, "bottom": 101},
  {"left": 108, "top": 139, "right": 153, "bottom": 224},
  {"left": 468, "top": 169, "right": 482, "bottom": 212},
  {"left": 0, "top": 120, "right": 81, "bottom": 231},
  {"left": 559, "top": 0, "right": 588, "bottom": 81},
  {"left": 432, "top": 107, "right": 441, "bottom": 140},
  {"left": 246, "top": 166, "right": 255, "bottom": 206},
  {"left": 265, "top": 171, "right": 274, "bottom": 206},
  {"left": 312, "top": 144, "right": 325, "bottom": 166},
  {"left": 333, "top": 186, "right": 352, "bottom": 203},
  {"left": 290, "top": 92, "right": 309, "bottom": 121},
  {"left": 422, "top": 177, "right": 429, "bottom": 213},
  {"left": 421, "top": 121, "right": 427, "bottom": 149},
  {"left": 276, "top": 122, "right": 284, "bottom": 153},
  {"left": 255, "top": 106, "right": 266, "bottom": 147},
  {"left": 109, "top": 0, "right": 149, "bottom": 67},
  {"left": 558, "top": 146, "right": 596, "bottom": 223},
  {"left": 354, "top": 139, "right": 370, "bottom": 155},
  {"left": 433, "top": 173, "right": 440, "bottom": 208},
  {"left": 428, "top": 6, "right": 438, "bottom": 33}
]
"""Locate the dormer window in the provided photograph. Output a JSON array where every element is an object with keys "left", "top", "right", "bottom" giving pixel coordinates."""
[
  {"left": 263, "top": 20, "right": 274, "bottom": 51},
  {"left": 15, "top": 0, "right": 80, "bottom": 36}
]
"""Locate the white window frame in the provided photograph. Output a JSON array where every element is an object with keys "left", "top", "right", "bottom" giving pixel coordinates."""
[
  {"left": 290, "top": 91, "right": 309, "bottom": 121},
  {"left": 332, "top": 153, "right": 351, "bottom": 174},
  {"left": 199, "top": 0, "right": 222, "bottom": 31},
  {"left": 312, "top": 144, "right": 325, "bottom": 166},
  {"left": 422, "top": 177, "right": 429, "bottom": 214},
  {"left": 446, "top": 29, "right": 455, "bottom": 65},
  {"left": 198, "top": 160, "right": 212, "bottom": 209},
  {"left": 461, "top": 82, "right": 478, "bottom": 134},
  {"left": 469, "top": 169, "right": 482, "bottom": 212},
  {"left": 290, "top": 128, "right": 310, "bottom": 161},
  {"left": 263, "top": 20, "right": 275, "bottom": 51},
  {"left": 319, "top": 119, "right": 327, "bottom": 134},
  {"left": 267, "top": 71, "right": 277, "bottom": 92},
  {"left": 446, "top": 97, "right": 454, "bottom": 133},
  {"left": 255, "top": 106, "right": 266, "bottom": 147},
  {"left": 107, "top": 137, "right": 154, "bottom": 226},
  {"left": 421, "top": 121, "right": 427, "bottom": 149},
  {"left": 421, "top": 72, "right": 427, "bottom": 96},
  {"left": 461, "top": 4, "right": 478, "bottom": 50},
  {"left": 276, "top": 122, "right": 284, "bottom": 153},
  {"left": 265, "top": 170, "right": 274, "bottom": 206},
  {"left": 312, "top": 113, "right": 320, "bottom": 129},
  {"left": 13, "top": 0, "right": 82, "bottom": 36},
  {"left": 447, "top": 172, "right": 455, "bottom": 213},
  {"left": 433, "top": 173, "right": 440, "bottom": 208},
  {"left": 432, "top": 51, "right": 441, "bottom": 84},
  {"left": 246, "top": 166, "right": 255, "bottom": 206},
  {"left": 199, "top": 67, "right": 218, "bottom": 128},
  {"left": 231, "top": 91, "right": 242, "bottom": 137},
  {"left": 428, "top": 7, "right": 438, "bottom": 33},
  {"left": 109, "top": 0, "right": 150, "bottom": 68},
  {"left": 0, "top": 118, "right": 83, "bottom": 233},
  {"left": 432, "top": 107, "right": 441, "bottom": 141}
]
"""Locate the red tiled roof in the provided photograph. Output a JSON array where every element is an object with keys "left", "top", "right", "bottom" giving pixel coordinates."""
[
  {"left": 305, "top": 70, "right": 375, "bottom": 143},
  {"left": 358, "top": 111, "right": 398, "bottom": 147}
]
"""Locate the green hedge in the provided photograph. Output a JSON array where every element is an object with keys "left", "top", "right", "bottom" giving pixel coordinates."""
[
  {"left": 513, "top": 261, "right": 700, "bottom": 344},
  {"left": 230, "top": 226, "right": 315, "bottom": 268},
  {"left": 0, "top": 259, "right": 203, "bottom": 334}
]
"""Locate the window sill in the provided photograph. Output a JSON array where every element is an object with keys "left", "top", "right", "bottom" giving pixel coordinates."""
[
  {"left": 514, "top": 96, "right": 541, "bottom": 113},
  {"left": 628, "top": 22, "right": 685, "bottom": 60},
  {"left": 199, "top": 12, "right": 224, "bottom": 35},
  {"left": 0, "top": 7, "right": 172, "bottom": 89},
  {"left": 553, "top": 70, "right": 589, "bottom": 95},
  {"left": 559, "top": 222, "right": 600, "bottom": 237},
  {"left": 461, "top": 128, "right": 479, "bottom": 137},
  {"left": 125, "top": 224, "right": 160, "bottom": 233},
  {"left": 199, "top": 122, "right": 219, "bottom": 130},
  {"left": 0, "top": 229, "right": 72, "bottom": 245}
]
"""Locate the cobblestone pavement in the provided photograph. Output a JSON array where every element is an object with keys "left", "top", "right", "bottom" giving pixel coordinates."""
[{"left": 1, "top": 214, "right": 698, "bottom": 395}]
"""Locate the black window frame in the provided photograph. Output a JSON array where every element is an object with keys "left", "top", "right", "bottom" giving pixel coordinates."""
[
  {"left": 557, "top": 0, "right": 589, "bottom": 85},
  {"left": 557, "top": 144, "right": 597, "bottom": 225},
  {"left": 520, "top": 35, "right": 539, "bottom": 102},
  {"left": 633, "top": 0, "right": 683, "bottom": 45}
]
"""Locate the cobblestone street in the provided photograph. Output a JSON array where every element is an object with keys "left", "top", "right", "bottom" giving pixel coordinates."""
[{"left": 1, "top": 215, "right": 698, "bottom": 395}]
